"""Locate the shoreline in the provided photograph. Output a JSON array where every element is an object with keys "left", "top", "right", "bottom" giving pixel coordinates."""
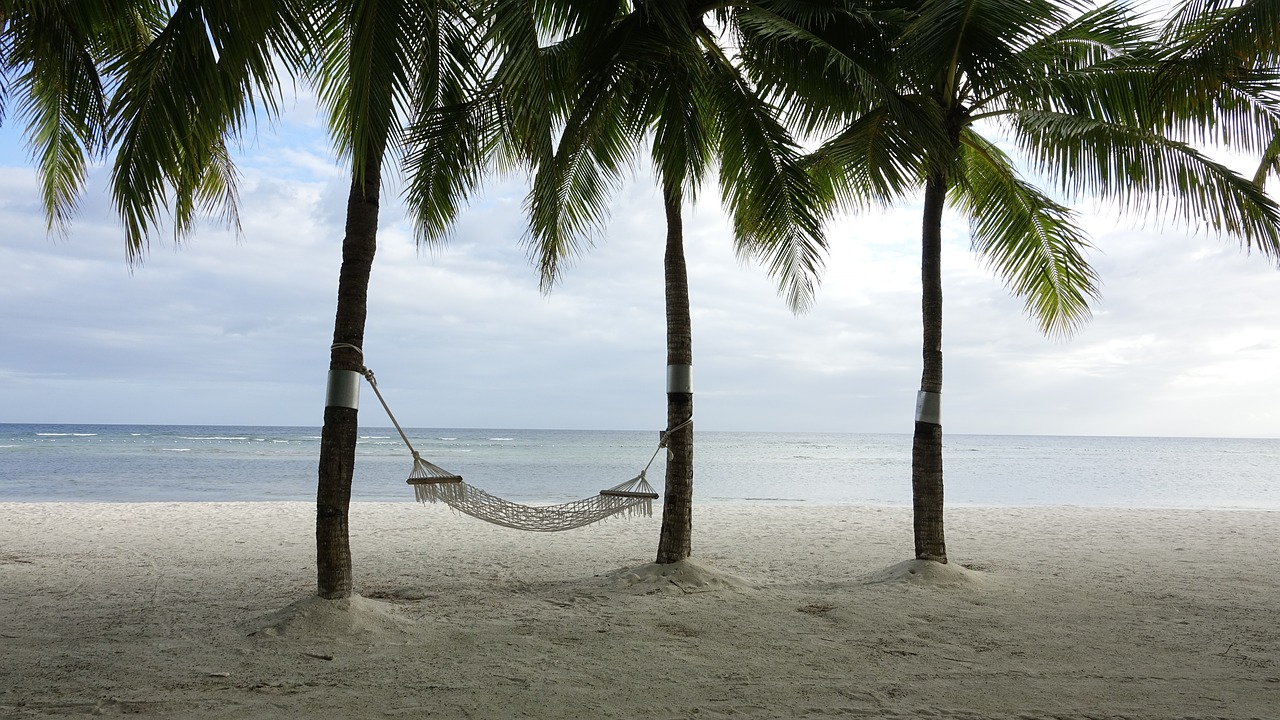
[
  {"left": 3, "top": 502, "right": 1278, "bottom": 719},
  {"left": 6, "top": 428, "right": 1280, "bottom": 509},
  {"left": 5, "top": 496, "right": 1280, "bottom": 511}
]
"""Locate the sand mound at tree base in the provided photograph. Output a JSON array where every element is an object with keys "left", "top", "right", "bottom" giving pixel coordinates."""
[
  {"left": 606, "top": 557, "right": 755, "bottom": 593},
  {"left": 864, "top": 558, "right": 986, "bottom": 586},
  {"left": 248, "top": 593, "right": 416, "bottom": 641}
]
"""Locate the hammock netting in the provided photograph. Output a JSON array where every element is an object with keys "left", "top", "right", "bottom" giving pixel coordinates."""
[
  {"left": 351, "top": 360, "right": 665, "bottom": 533},
  {"left": 407, "top": 455, "right": 659, "bottom": 532}
]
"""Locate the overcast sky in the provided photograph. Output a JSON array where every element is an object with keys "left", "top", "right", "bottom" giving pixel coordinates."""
[{"left": 2, "top": 94, "right": 1279, "bottom": 438}]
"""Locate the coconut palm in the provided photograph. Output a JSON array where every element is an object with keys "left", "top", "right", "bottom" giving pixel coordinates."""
[
  {"left": 745, "top": 0, "right": 1280, "bottom": 563},
  {"left": 305, "top": 0, "right": 494, "bottom": 599},
  {"left": 495, "top": 0, "right": 833, "bottom": 563},
  {"left": 9, "top": 0, "right": 372, "bottom": 598},
  {"left": 105, "top": 0, "right": 487, "bottom": 599}
]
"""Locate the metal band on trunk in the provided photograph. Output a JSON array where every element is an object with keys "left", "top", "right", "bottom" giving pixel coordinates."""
[
  {"left": 325, "top": 370, "right": 362, "bottom": 409},
  {"left": 667, "top": 364, "right": 693, "bottom": 394},
  {"left": 915, "top": 390, "right": 941, "bottom": 425}
]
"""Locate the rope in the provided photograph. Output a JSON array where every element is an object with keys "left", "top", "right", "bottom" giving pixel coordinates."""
[
  {"left": 360, "top": 367, "right": 419, "bottom": 458},
  {"left": 648, "top": 414, "right": 693, "bottom": 467}
]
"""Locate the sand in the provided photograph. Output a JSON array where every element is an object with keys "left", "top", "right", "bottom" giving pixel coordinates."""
[{"left": 1, "top": 501, "right": 1277, "bottom": 719}]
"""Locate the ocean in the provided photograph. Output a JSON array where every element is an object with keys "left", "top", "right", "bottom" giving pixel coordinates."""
[{"left": 1, "top": 423, "right": 1277, "bottom": 509}]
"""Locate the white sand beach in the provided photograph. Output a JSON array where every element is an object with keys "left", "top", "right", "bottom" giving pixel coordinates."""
[{"left": 1, "top": 501, "right": 1277, "bottom": 719}]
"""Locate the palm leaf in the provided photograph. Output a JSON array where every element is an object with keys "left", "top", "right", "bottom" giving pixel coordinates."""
[
  {"left": 312, "top": 0, "right": 420, "bottom": 184},
  {"left": 1156, "top": 0, "right": 1280, "bottom": 179},
  {"left": 953, "top": 130, "right": 1099, "bottom": 337},
  {"left": 808, "top": 102, "right": 936, "bottom": 209},
  {"left": 704, "top": 43, "right": 830, "bottom": 312},
  {"left": 894, "top": 0, "right": 1082, "bottom": 103},
  {"left": 1013, "top": 107, "right": 1280, "bottom": 257},
  {"left": 107, "top": 0, "right": 306, "bottom": 258},
  {"left": 1164, "top": 0, "right": 1280, "bottom": 68},
  {"left": 3, "top": 0, "right": 155, "bottom": 237},
  {"left": 735, "top": 1, "right": 906, "bottom": 136},
  {"left": 523, "top": 41, "right": 644, "bottom": 288}
]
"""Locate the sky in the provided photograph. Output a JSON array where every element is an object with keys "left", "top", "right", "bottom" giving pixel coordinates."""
[{"left": 2, "top": 98, "right": 1280, "bottom": 438}]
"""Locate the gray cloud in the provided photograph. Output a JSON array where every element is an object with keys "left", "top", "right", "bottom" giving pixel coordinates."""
[{"left": 2, "top": 118, "right": 1279, "bottom": 437}]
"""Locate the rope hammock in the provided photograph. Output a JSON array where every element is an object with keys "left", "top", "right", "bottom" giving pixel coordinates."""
[{"left": 344, "top": 348, "right": 677, "bottom": 533}]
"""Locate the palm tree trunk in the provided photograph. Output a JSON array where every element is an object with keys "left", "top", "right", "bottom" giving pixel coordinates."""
[
  {"left": 316, "top": 148, "right": 383, "bottom": 599},
  {"left": 656, "top": 186, "right": 693, "bottom": 564},
  {"left": 912, "top": 170, "right": 947, "bottom": 563}
]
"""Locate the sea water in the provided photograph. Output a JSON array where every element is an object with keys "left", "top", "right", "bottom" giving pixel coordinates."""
[{"left": 1, "top": 423, "right": 1277, "bottom": 509}]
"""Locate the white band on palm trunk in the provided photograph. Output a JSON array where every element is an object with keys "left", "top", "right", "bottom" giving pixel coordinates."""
[
  {"left": 667, "top": 365, "right": 693, "bottom": 393},
  {"left": 326, "top": 370, "right": 362, "bottom": 409},
  {"left": 915, "top": 391, "right": 941, "bottom": 424}
]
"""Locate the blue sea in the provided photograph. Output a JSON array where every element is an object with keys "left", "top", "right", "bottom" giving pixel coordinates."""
[{"left": 1, "top": 423, "right": 1277, "bottom": 509}]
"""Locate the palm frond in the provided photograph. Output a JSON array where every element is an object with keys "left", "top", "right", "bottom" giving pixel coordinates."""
[
  {"left": 4, "top": 1, "right": 119, "bottom": 236},
  {"left": 1020, "top": 0, "right": 1147, "bottom": 69},
  {"left": 953, "top": 130, "right": 1099, "bottom": 337},
  {"left": 734, "top": 0, "right": 891, "bottom": 135},
  {"left": 1152, "top": 59, "right": 1280, "bottom": 152},
  {"left": 1014, "top": 107, "right": 1280, "bottom": 258},
  {"left": 992, "top": 1, "right": 1151, "bottom": 118},
  {"left": 1153, "top": 0, "right": 1280, "bottom": 158},
  {"left": 1253, "top": 128, "right": 1280, "bottom": 186},
  {"left": 648, "top": 75, "right": 714, "bottom": 205},
  {"left": 1163, "top": 0, "right": 1280, "bottom": 68},
  {"left": 312, "top": 0, "right": 425, "bottom": 184},
  {"left": 486, "top": 0, "right": 570, "bottom": 165},
  {"left": 895, "top": 0, "right": 1082, "bottom": 102},
  {"left": 403, "top": 86, "right": 507, "bottom": 247},
  {"left": 639, "top": 24, "right": 715, "bottom": 198},
  {"left": 108, "top": 0, "right": 306, "bottom": 258},
  {"left": 705, "top": 48, "right": 830, "bottom": 313},
  {"left": 523, "top": 52, "right": 643, "bottom": 289},
  {"left": 398, "top": 0, "right": 495, "bottom": 246},
  {"left": 807, "top": 102, "right": 931, "bottom": 208}
]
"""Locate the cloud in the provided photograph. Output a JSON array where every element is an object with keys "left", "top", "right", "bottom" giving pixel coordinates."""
[{"left": 2, "top": 112, "right": 1280, "bottom": 437}]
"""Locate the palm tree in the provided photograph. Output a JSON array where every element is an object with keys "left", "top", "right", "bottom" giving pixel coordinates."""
[
  {"left": 307, "top": 0, "right": 492, "bottom": 599},
  {"left": 745, "top": 0, "right": 1280, "bottom": 563},
  {"left": 500, "top": 0, "right": 832, "bottom": 563},
  {"left": 105, "top": 0, "right": 486, "bottom": 599}
]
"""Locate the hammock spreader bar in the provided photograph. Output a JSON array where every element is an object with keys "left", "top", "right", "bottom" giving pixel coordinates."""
[{"left": 352, "top": 355, "right": 669, "bottom": 532}]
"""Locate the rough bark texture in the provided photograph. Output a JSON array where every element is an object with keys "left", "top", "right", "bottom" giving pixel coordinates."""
[
  {"left": 656, "top": 187, "right": 693, "bottom": 565},
  {"left": 912, "top": 170, "right": 947, "bottom": 563},
  {"left": 316, "top": 150, "right": 382, "bottom": 599}
]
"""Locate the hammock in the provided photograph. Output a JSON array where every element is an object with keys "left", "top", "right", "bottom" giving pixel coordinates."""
[
  {"left": 407, "top": 453, "right": 659, "bottom": 532},
  {"left": 352, "top": 358, "right": 669, "bottom": 533}
]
